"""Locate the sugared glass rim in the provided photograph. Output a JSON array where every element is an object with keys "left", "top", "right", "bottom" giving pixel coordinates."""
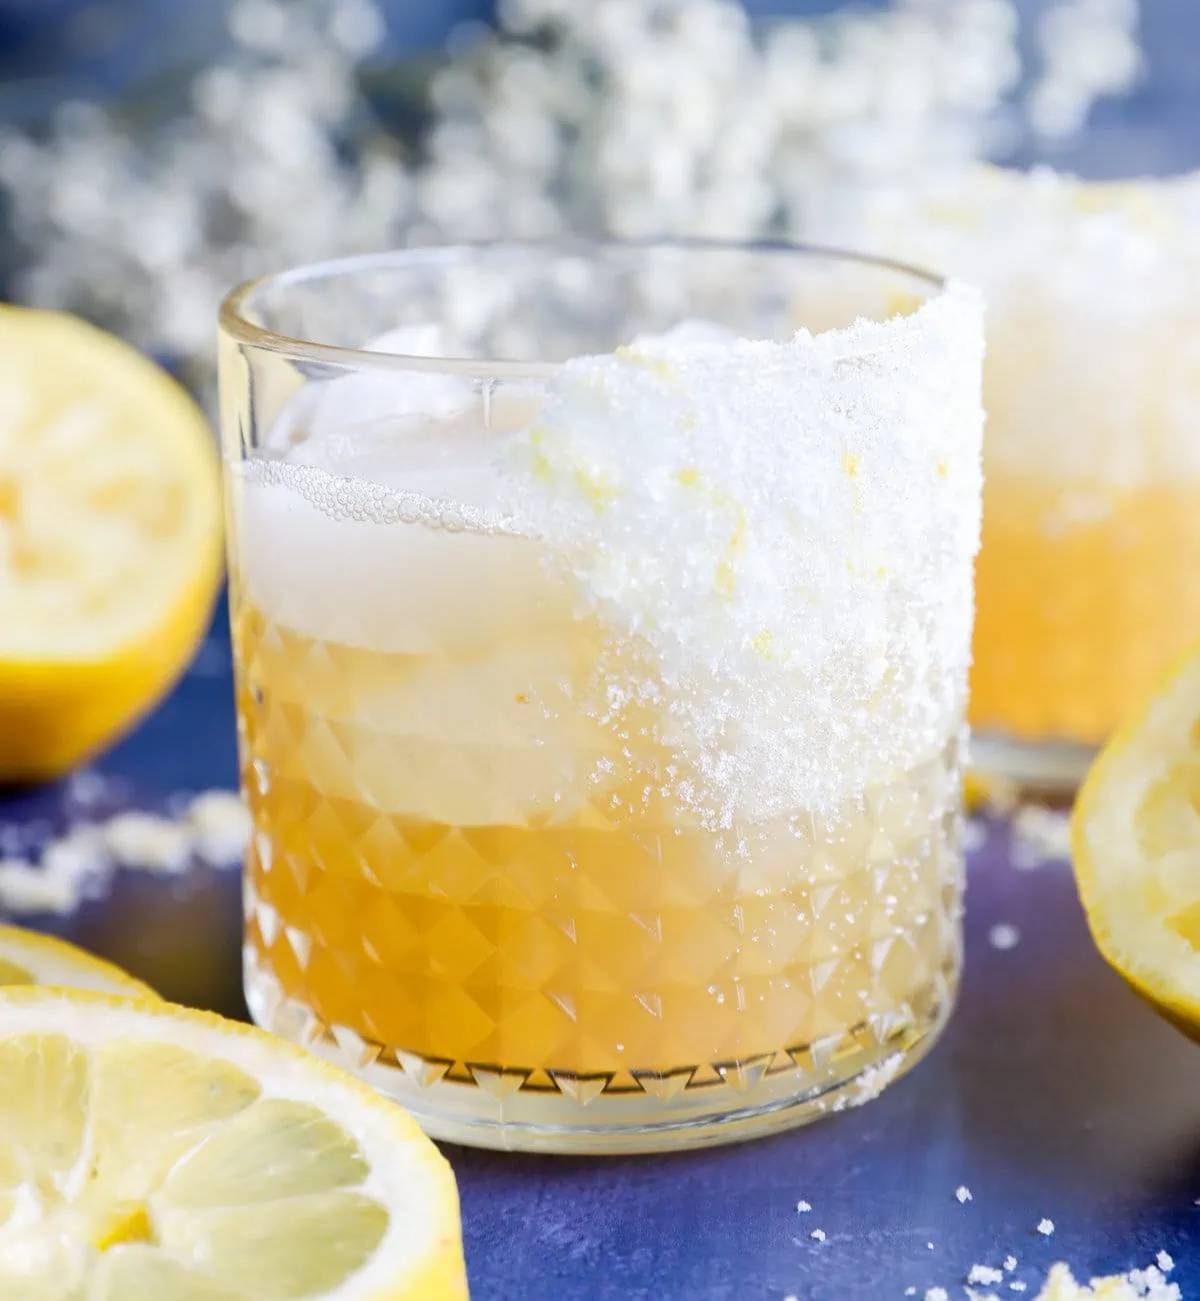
[{"left": 218, "top": 238, "right": 946, "bottom": 380}]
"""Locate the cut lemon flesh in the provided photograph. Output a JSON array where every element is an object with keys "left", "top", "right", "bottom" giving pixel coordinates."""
[
  {"left": 0, "top": 306, "right": 223, "bottom": 778},
  {"left": 0, "top": 987, "right": 467, "bottom": 1300},
  {"left": 1073, "top": 642, "right": 1200, "bottom": 1039},
  {"left": 0, "top": 924, "right": 156, "bottom": 998}
]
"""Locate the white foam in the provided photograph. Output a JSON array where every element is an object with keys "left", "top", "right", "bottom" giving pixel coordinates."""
[
  {"left": 846, "top": 166, "right": 1200, "bottom": 485},
  {"left": 233, "top": 453, "right": 549, "bottom": 656}
]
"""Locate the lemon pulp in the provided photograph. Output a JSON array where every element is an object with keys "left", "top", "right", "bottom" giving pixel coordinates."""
[
  {"left": 0, "top": 306, "right": 222, "bottom": 778},
  {"left": 0, "top": 988, "right": 466, "bottom": 1300},
  {"left": 0, "top": 924, "right": 156, "bottom": 999},
  {"left": 1073, "top": 642, "right": 1200, "bottom": 1040}
]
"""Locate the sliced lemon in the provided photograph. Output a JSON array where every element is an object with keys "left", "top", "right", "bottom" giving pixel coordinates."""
[
  {"left": 1072, "top": 642, "right": 1200, "bottom": 1040},
  {"left": 0, "top": 306, "right": 223, "bottom": 780},
  {"left": 0, "top": 924, "right": 156, "bottom": 998},
  {"left": 0, "top": 987, "right": 467, "bottom": 1299}
]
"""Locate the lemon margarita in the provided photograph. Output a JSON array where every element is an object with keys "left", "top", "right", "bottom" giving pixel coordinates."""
[
  {"left": 220, "top": 244, "right": 983, "bottom": 1151},
  {"left": 856, "top": 167, "right": 1200, "bottom": 782}
]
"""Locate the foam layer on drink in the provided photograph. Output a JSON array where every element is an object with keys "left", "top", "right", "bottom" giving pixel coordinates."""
[
  {"left": 849, "top": 165, "right": 1200, "bottom": 485},
  {"left": 233, "top": 285, "right": 983, "bottom": 824}
]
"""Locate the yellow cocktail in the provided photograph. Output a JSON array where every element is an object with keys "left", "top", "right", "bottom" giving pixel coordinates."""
[
  {"left": 220, "top": 244, "right": 983, "bottom": 1150},
  {"left": 859, "top": 167, "right": 1200, "bottom": 781}
]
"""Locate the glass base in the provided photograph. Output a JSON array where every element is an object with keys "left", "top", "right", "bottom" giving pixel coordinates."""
[
  {"left": 969, "top": 729, "right": 1097, "bottom": 798},
  {"left": 244, "top": 949, "right": 958, "bottom": 1154}
]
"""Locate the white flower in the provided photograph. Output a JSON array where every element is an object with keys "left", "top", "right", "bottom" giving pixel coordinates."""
[{"left": 0, "top": 0, "right": 1143, "bottom": 389}]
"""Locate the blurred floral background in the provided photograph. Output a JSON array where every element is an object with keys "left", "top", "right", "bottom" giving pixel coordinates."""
[{"left": 0, "top": 0, "right": 1192, "bottom": 393}]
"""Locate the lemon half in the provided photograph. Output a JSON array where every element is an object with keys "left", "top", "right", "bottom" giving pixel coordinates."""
[
  {"left": 0, "top": 924, "right": 156, "bottom": 998},
  {"left": 0, "top": 986, "right": 467, "bottom": 1299},
  {"left": 0, "top": 306, "right": 223, "bottom": 779},
  {"left": 1073, "top": 642, "right": 1200, "bottom": 1039}
]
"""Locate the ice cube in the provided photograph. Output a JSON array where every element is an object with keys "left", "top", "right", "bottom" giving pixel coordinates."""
[
  {"left": 236, "top": 464, "right": 548, "bottom": 648},
  {"left": 309, "top": 325, "right": 474, "bottom": 434},
  {"left": 264, "top": 325, "right": 477, "bottom": 457}
]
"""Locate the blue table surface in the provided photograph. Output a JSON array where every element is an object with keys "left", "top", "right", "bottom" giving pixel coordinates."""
[{"left": 1, "top": 605, "right": 1197, "bottom": 1300}]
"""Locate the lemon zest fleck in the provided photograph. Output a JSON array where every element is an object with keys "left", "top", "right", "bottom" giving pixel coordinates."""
[
  {"left": 574, "top": 466, "right": 616, "bottom": 513},
  {"left": 751, "top": 629, "right": 775, "bottom": 660},
  {"left": 615, "top": 345, "right": 675, "bottom": 380},
  {"left": 715, "top": 559, "right": 736, "bottom": 600}
]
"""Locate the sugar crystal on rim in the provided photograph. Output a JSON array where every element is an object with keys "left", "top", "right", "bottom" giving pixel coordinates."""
[{"left": 511, "top": 282, "right": 984, "bottom": 824}]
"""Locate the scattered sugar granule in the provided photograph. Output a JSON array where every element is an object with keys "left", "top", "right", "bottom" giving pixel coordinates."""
[
  {"left": 795, "top": 1200, "right": 811, "bottom": 1213},
  {"left": 42, "top": 826, "right": 106, "bottom": 882},
  {"left": 187, "top": 790, "right": 251, "bottom": 867},
  {"left": 970, "top": 1266, "right": 1005, "bottom": 1286},
  {"left": 956, "top": 1185, "right": 974, "bottom": 1204},
  {"left": 809, "top": 1228, "right": 826, "bottom": 1243},
  {"left": 906, "top": 1289, "right": 917, "bottom": 1297},
  {"left": 0, "top": 824, "right": 46, "bottom": 858},
  {"left": 1012, "top": 804, "right": 1071, "bottom": 869},
  {"left": 783, "top": 1295, "right": 799, "bottom": 1301},
  {"left": 1125, "top": 1266, "right": 1179, "bottom": 1300},
  {"left": 0, "top": 858, "right": 79, "bottom": 915},
  {"left": 925, "top": 1289, "right": 949, "bottom": 1301},
  {"left": 1155, "top": 1252, "right": 1173, "bottom": 1274},
  {"left": 928, "top": 1242, "right": 936, "bottom": 1251},
  {"left": 1036, "top": 1219, "right": 1055, "bottom": 1237},
  {"left": 0, "top": 827, "right": 108, "bottom": 915},
  {"left": 0, "top": 791, "right": 251, "bottom": 918},
  {"left": 65, "top": 769, "right": 113, "bottom": 810},
  {"left": 850, "top": 1052, "right": 904, "bottom": 1106},
  {"left": 1005, "top": 1257, "right": 1019, "bottom": 1273},
  {"left": 1009, "top": 1284, "right": 1026, "bottom": 1294},
  {"left": 989, "top": 923, "right": 1020, "bottom": 951},
  {"left": 102, "top": 812, "right": 192, "bottom": 874},
  {"left": 962, "top": 818, "right": 989, "bottom": 854}
]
